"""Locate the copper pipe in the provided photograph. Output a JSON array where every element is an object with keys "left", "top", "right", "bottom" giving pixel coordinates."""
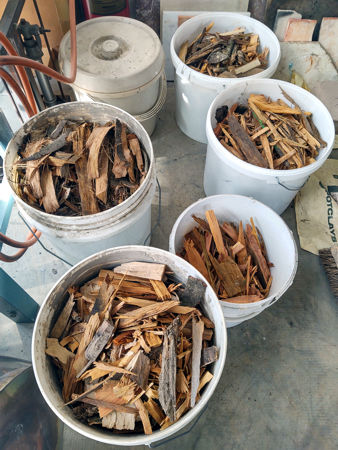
[
  {"left": 0, "top": 228, "right": 41, "bottom": 262},
  {"left": 0, "top": 228, "right": 42, "bottom": 248},
  {"left": 0, "top": 0, "right": 77, "bottom": 84},
  {"left": 0, "top": 68, "right": 34, "bottom": 116},
  {"left": 0, "top": 32, "right": 38, "bottom": 115}
]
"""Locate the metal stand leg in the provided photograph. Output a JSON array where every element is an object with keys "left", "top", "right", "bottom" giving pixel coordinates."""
[{"left": 0, "top": 268, "right": 39, "bottom": 323}]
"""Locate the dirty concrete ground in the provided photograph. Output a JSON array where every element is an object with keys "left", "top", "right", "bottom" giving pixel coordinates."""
[{"left": 1, "top": 84, "right": 337, "bottom": 450}]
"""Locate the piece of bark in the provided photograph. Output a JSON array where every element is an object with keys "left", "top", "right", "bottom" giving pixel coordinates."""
[
  {"left": 179, "top": 40, "right": 189, "bottom": 62},
  {"left": 246, "top": 224, "right": 270, "bottom": 287},
  {"left": 19, "top": 133, "right": 68, "bottom": 162},
  {"left": 205, "top": 209, "right": 227, "bottom": 257},
  {"left": 113, "top": 119, "right": 128, "bottom": 179},
  {"left": 228, "top": 115, "right": 268, "bottom": 168},
  {"left": 86, "top": 123, "right": 114, "bottom": 180},
  {"left": 128, "top": 136, "right": 144, "bottom": 172},
  {"left": 135, "top": 398, "right": 152, "bottom": 435},
  {"left": 95, "top": 147, "right": 109, "bottom": 203},
  {"left": 190, "top": 318, "right": 204, "bottom": 407},
  {"left": 209, "top": 253, "right": 246, "bottom": 297},
  {"left": 40, "top": 166, "right": 59, "bottom": 213},
  {"left": 184, "top": 239, "right": 210, "bottom": 281},
  {"left": 201, "top": 346, "right": 219, "bottom": 367},
  {"left": 159, "top": 317, "right": 180, "bottom": 422},
  {"left": 45, "top": 337, "right": 73, "bottom": 366},
  {"left": 180, "top": 276, "right": 206, "bottom": 307},
  {"left": 113, "top": 262, "right": 166, "bottom": 281},
  {"left": 50, "top": 294, "right": 75, "bottom": 338},
  {"left": 77, "top": 319, "right": 115, "bottom": 378},
  {"left": 102, "top": 410, "right": 136, "bottom": 430},
  {"left": 125, "top": 350, "right": 150, "bottom": 390},
  {"left": 121, "top": 124, "right": 136, "bottom": 182},
  {"left": 22, "top": 139, "right": 46, "bottom": 199},
  {"left": 73, "top": 124, "right": 100, "bottom": 215}
]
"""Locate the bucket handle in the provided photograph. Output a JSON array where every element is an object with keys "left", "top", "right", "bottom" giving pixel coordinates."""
[
  {"left": 275, "top": 177, "right": 309, "bottom": 191},
  {"left": 147, "top": 405, "right": 207, "bottom": 448}
]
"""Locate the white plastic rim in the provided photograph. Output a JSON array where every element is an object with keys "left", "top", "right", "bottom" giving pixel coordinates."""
[
  {"left": 4, "top": 102, "right": 157, "bottom": 262},
  {"left": 169, "top": 195, "right": 298, "bottom": 326},
  {"left": 204, "top": 79, "right": 335, "bottom": 213},
  {"left": 32, "top": 245, "right": 227, "bottom": 446},
  {"left": 170, "top": 12, "right": 281, "bottom": 143}
]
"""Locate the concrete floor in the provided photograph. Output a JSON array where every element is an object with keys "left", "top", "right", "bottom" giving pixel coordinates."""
[{"left": 1, "top": 84, "right": 337, "bottom": 450}]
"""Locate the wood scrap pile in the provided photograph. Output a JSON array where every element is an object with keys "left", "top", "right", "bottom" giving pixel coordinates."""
[
  {"left": 45, "top": 262, "right": 218, "bottom": 434},
  {"left": 214, "top": 90, "right": 326, "bottom": 169},
  {"left": 179, "top": 210, "right": 273, "bottom": 303},
  {"left": 179, "top": 23, "right": 269, "bottom": 78},
  {"left": 13, "top": 119, "right": 147, "bottom": 215}
]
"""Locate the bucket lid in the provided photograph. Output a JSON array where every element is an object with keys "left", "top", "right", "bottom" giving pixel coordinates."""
[{"left": 59, "top": 17, "right": 164, "bottom": 94}]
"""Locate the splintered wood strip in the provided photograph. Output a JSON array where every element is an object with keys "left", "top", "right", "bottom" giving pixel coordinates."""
[
  {"left": 260, "top": 133, "right": 274, "bottom": 169},
  {"left": 190, "top": 318, "right": 204, "bottom": 407},
  {"left": 46, "top": 338, "right": 74, "bottom": 367},
  {"left": 113, "top": 119, "right": 128, "bottom": 178},
  {"left": 102, "top": 411, "right": 136, "bottom": 430},
  {"left": 113, "top": 262, "right": 166, "bottom": 281},
  {"left": 150, "top": 279, "right": 172, "bottom": 300},
  {"left": 50, "top": 294, "right": 74, "bottom": 339},
  {"left": 118, "top": 300, "right": 179, "bottom": 328},
  {"left": 197, "top": 371, "right": 213, "bottom": 393},
  {"left": 118, "top": 296, "right": 197, "bottom": 315},
  {"left": 205, "top": 210, "right": 227, "bottom": 257},
  {"left": 80, "top": 397, "right": 138, "bottom": 415},
  {"left": 145, "top": 398, "right": 165, "bottom": 425},
  {"left": 135, "top": 398, "right": 152, "bottom": 435},
  {"left": 126, "top": 350, "right": 150, "bottom": 390},
  {"left": 184, "top": 239, "right": 210, "bottom": 281},
  {"left": 246, "top": 224, "right": 270, "bottom": 287}
]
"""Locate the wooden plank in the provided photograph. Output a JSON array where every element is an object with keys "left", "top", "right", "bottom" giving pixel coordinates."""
[
  {"left": 113, "top": 262, "right": 166, "bottom": 281},
  {"left": 190, "top": 318, "right": 204, "bottom": 407},
  {"left": 234, "top": 57, "right": 261, "bottom": 75}
]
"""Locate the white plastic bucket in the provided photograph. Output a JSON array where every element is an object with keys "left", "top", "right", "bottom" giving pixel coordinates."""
[
  {"left": 169, "top": 195, "right": 298, "bottom": 327},
  {"left": 59, "top": 17, "right": 165, "bottom": 117},
  {"left": 170, "top": 12, "right": 281, "bottom": 143},
  {"left": 74, "top": 73, "right": 167, "bottom": 136},
  {"left": 32, "top": 245, "right": 227, "bottom": 446},
  {"left": 4, "top": 102, "right": 156, "bottom": 265},
  {"left": 204, "top": 79, "right": 335, "bottom": 214}
]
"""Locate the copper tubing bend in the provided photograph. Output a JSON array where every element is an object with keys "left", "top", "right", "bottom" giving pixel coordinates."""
[
  {"left": 0, "top": 33, "right": 37, "bottom": 115},
  {"left": 0, "top": 228, "right": 42, "bottom": 262}
]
